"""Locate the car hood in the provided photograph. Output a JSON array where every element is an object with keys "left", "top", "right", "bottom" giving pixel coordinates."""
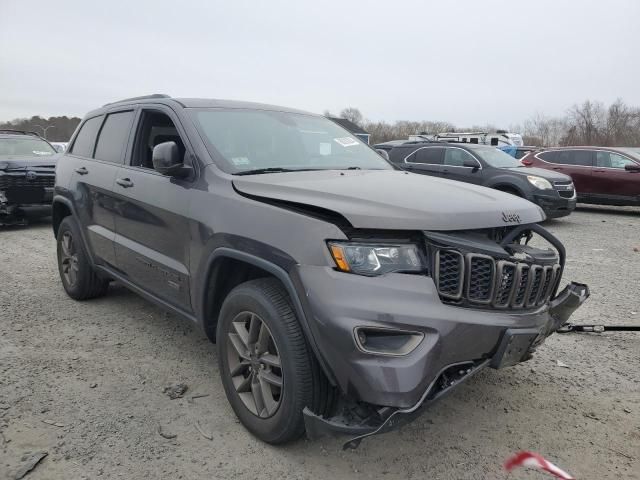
[
  {"left": 504, "top": 166, "right": 572, "bottom": 182},
  {"left": 232, "top": 169, "right": 545, "bottom": 230},
  {"left": 0, "top": 155, "right": 58, "bottom": 172}
]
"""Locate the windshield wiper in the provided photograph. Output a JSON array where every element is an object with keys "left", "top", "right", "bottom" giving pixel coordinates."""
[{"left": 234, "top": 167, "right": 321, "bottom": 176}]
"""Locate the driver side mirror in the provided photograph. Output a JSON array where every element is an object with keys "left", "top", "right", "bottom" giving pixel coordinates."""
[
  {"left": 463, "top": 158, "right": 480, "bottom": 170},
  {"left": 624, "top": 163, "right": 640, "bottom": 172},
  {"left": 152, "top": 141, "right": 191, "bottom": 178},
  {"left": 376, "top": 149, "right": 390, "bottom": 161}
]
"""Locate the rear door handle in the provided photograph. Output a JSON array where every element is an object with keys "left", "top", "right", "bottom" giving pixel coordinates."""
[
  {"left": 75, "top": 167, "right": 88, "bottom": 175},
  {"left": 552, "top": 167, "right": 563, "bottom": 170},
  {"left": 116, "top": 178, "right": 134, "bottom": 188}
]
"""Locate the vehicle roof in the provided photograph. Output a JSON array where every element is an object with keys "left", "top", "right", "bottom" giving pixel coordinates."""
[
  {"left": 0, "top": 130, "right": 45, "bottom": 139},
  {"left": 538, "top": 146, "right": 639, "bottom": 151},
  {"left": 85, "top": 94, "right": 317, "bottom": 118}
]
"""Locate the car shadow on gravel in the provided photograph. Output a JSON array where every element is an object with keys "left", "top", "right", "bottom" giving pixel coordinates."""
[{"left": 575, "top": 204, "right": 640, "bottom": 216}]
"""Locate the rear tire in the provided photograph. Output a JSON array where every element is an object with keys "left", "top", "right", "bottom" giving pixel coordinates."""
[
  {"left": 56, "top": 216, "right": 109, "bottom": 300},
  {"left": 217, "top": 278, "right": 322, "bottom": 444}
]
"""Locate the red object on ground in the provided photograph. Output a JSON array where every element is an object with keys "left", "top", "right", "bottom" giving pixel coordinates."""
[{"left": 504, "top": 451, "right": 575, "bottom": 479}]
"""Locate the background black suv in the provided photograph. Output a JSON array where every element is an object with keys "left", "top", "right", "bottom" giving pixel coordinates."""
[
  {"left": 0, "top": 130, "right": 58, "bottom": 225},
  {"left": 387, "top": 142, "right": 577, "bottom": 219}
]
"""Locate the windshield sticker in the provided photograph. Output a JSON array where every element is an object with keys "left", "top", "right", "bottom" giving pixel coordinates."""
[
  {"left": 334, "top": 137, "right": 359, "bottom": 147},
  {"left": 319, "top": 143, "right": 332, "bottom": 156},
  {"left": 33, "top": 150, "right": 53, "bottom": 156},
  {"left": 231, "top": 156, "right": 250, "bottom": 166}
]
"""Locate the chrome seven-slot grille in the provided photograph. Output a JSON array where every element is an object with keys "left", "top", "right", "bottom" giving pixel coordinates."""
[
  {"left": 434, "top": 249, "right": 560, "bottom": 310},
  {"left": 0, "top": 175, "right": 55, "bottom": 189}
]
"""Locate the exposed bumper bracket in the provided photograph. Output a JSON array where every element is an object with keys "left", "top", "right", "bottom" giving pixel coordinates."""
[{"left": 303, "top": 359, "right": 490, "bottom": 450}]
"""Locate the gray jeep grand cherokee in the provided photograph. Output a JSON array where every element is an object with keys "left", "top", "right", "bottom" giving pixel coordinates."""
[{"left": 53, "top": 94, "right": 588, "bottom": 448}]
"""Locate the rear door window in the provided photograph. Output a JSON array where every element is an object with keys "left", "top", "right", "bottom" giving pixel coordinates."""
[
  {"left": 69, "top": 116, "right": 103, "bottom": 158},
  {"left": 551, "top": 150, "right": 592, "bottom": 166},
  {"left": 411, "top": 147, "right": 444, "bottom": 164},
  {"left": 572, "top": 150, "right": 593, "bottom": 167},
  {"left": 94, "top": 111, "right": 135, "bottom": 164}
]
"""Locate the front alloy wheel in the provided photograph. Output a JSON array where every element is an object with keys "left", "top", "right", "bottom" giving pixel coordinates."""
[
  {"left": 59, "top": 231, "right": 79, "bottom": 287},
  {"left": 227, "top": 312, "right": 283, "bottom": 418}
]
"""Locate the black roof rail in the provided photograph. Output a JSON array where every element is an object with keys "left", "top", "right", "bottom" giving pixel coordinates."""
[
  {"left": 103, "top": 94, "right": 171, "bottom": 107},
  {"left": 0, "top": 129, "right": 42, "bottom": 137}
]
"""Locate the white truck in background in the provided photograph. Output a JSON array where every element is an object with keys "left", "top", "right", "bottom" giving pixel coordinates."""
[{"left": 409, "top": 130, "right": 524, "bottom": 147}]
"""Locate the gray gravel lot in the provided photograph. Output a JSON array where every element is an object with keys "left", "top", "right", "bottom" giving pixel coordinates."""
[{"left": 1, "top": 205, "right": 639, "bottom": 479}]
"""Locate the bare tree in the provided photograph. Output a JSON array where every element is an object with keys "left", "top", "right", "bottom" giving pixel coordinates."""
[{"left": 339, "top": 107, "right": 364, "bottom": 126}]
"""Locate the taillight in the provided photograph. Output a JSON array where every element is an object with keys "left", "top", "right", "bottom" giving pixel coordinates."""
[{"left": 521, "top": 157, "right": 533, "bottom": 166}]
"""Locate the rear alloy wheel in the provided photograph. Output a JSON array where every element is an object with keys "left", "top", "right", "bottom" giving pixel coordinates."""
[
  {"left": 226, "top": 312, "right": 283, "bottom": 418},
  {"left": 56, "top": 216, "right": 109, "bottom": 300}
]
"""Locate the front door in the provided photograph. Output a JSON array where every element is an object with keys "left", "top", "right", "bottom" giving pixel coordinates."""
[
  {"left": 593, "top": 150, "right": 640, "bottom": 203},
  {"left": 441, "top": 147, "right": 483, "bottom": 184},
  {"left": 112, "top": 107, "right": 194, "bottom": 311}
]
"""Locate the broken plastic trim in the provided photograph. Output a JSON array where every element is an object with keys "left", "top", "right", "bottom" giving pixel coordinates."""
[{"left": 303, "top": 358, "right": 490, "bottom": 450}]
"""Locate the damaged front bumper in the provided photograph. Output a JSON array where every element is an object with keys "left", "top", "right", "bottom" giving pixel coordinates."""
[
  {"left": 302, "top": 282, "right": 590, "bottom": 449},
  {"left": 0, "top": 187, "right": 53, "bottom": 225}
]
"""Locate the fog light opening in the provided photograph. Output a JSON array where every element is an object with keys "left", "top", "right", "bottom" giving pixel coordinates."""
[{"left": 354, "top": 327, "right": 424, "bottom": 356}]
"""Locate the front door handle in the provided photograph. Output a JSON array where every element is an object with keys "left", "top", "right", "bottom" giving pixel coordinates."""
[
  {"left": 552, "top": 167, "right": 563, "bottom": 170},
  {"left": 116, "top": 178, "right": 134, "bottom": 188},
  {"left": 75, "top": 167, "right": 89, "bottom": 175}
]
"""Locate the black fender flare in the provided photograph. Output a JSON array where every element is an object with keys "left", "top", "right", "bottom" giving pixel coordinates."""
[
  {"left": 52, "top": 194, "right": 97, "bottom": 266},
  {"left": 199, "top": 247, "right": 337, "bottom": 385}
]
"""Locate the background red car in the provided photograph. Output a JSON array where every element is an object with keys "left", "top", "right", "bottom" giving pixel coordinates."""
[{"left": 521, "top": 147, "right": 640, "bottom": 206}]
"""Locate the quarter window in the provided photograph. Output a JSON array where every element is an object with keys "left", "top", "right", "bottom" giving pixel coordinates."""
[
  {"left": 94, "top": 111, "right": 135, "bottom": 164},
  {"left": 69, "top": 116, "right": 103, "bottom": 158},
  {"left": 444, "top": 148, "right": 478, "bottom": 167}
]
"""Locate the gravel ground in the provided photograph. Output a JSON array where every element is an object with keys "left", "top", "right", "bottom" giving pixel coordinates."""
[{"left": 1, "top": 205, "right": 639, "bottom": 480}]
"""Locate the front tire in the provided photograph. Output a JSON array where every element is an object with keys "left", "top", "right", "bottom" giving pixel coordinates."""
[
  {"left": 217, "top": 278, "right": 315, "bottom": 444},
  {"left": 56, "top": 216, "right": 109, "bottom": 300}
]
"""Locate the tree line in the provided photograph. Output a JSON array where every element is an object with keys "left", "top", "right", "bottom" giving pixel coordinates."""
[
  {"left": 0, "top": 116, "right": 81, "bottom": 142},
  {"left": 329, "top": 99, "right": 640, "bottom": 147},
  {"left": 3, "top": 98, "right": 639, "bottom": 147}
]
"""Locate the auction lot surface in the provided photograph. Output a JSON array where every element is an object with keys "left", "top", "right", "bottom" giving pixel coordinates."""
[{"left": 1, "top": 206, "right": 639, "bottom": 479}]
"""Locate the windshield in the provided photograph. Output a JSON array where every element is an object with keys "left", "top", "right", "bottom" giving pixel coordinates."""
[
  {"left": 192, "top": 109, "right": 392, "bottom": 174},
  {"left": 618, "top": 148, "right": 640, "bottom": 160},
  {"left": 0, "top": 137, "right": 56, "bottom": 157},
  {"left": 472, "top": 146, "right": 524, "bottom": 168}
]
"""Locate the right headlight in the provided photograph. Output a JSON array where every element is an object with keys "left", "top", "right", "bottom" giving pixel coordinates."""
[
  {"left": 527, "top": 175, "right": 553, "bottom": 190},
  {"left": 328, "top": 241, "right": 425, "bottom": 276}
]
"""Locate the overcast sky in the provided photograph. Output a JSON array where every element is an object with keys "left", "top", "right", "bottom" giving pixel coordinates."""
[{"left": 1, "top": 0, "right": 638, "bottom": 127}]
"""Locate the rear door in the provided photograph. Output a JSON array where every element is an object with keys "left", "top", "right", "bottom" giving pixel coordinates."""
[
  {"left": 593, "top": 150, "right": 640, "bottom": 202},
  {"left": 441, "top": 147, "right": 483, "bottom": 184},
  {"left": 66, "top": 111, "right": 134, "bottom": 267},
  {"left": 112, "top": 106, "right": 194, "bottom": 311},
  {"left": 537, "top": 150, "right": 594, "bottom": 196},
  {"left": 401, "top": 146, "right": 445, "bottom": 177}
]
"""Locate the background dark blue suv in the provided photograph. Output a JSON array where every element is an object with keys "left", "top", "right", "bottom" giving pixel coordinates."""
[{"left": 387, "top": 142, "right": 577, "bottom": 219}]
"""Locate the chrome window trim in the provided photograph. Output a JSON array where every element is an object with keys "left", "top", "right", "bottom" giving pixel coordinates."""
[
  {"left": 534, "top": 148, "right": 640, "bottom": 170},
  {"left": 403, "top": 146, "right": 483, "bottom": 170}
]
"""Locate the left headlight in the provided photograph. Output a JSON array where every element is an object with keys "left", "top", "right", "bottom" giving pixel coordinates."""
[
  {"left": 527, "top": 175, "right": 553, "bottom": 190},
  {"left": 328, "top": 242, "right": 425, "bottom": 276}
]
